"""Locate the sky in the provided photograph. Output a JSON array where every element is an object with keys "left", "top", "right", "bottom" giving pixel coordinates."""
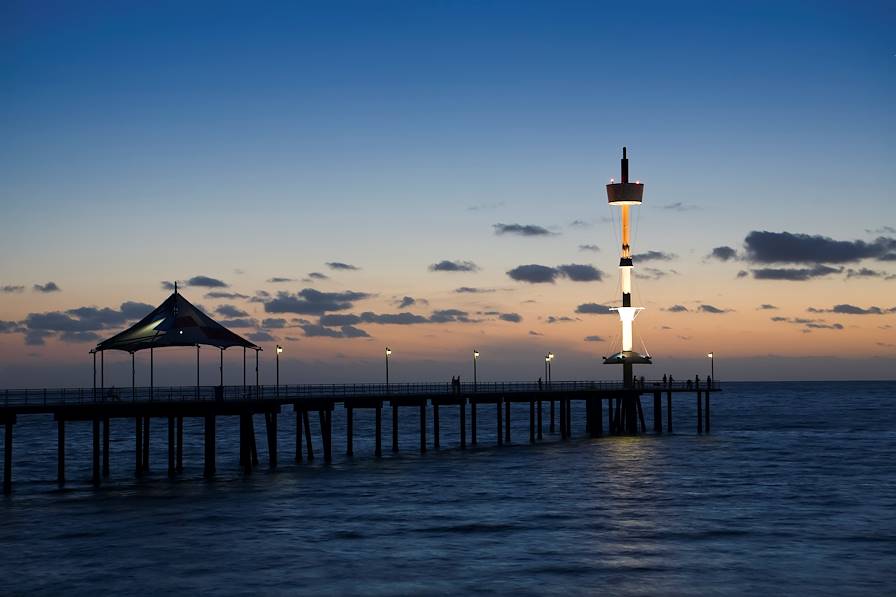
[{"left": 1, "top": 1, "right": 895, "bottom": 386}]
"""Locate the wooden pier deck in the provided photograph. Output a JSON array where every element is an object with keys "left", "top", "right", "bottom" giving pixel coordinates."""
[{"left": 0, "top": 380, "right": 719, "bottom": 494}]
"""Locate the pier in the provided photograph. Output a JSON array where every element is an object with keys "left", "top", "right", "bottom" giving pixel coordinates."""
[{"left": 0, "top": 380, "right": 718, "bottom": 494}]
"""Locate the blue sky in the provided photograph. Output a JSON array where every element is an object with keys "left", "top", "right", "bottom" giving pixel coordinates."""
[{"left": 1, "top": 1, "right": 895, "bottom": 385}]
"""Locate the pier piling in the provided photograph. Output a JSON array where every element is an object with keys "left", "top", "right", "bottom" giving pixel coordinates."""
[
  {"left": 459, "top": 401, "right": 466, "bottom": 449},
  {"left": 102, "top": 417, "right": 110, "bottom": 478},
  {"left": 419, "top": 403, "right": 426, "bottom": 453},
  {"left": 471, "top": 401, "right": 477, "bottom": 445},
  {"left": 375, "top": 402, "right": 382, "bottom": 458},
  {"left": 3, "top": 421, "right": 11, "bottom": 495},
  {"left": 433, "top": 403, "right": 440, "bottom": 449},
  {"left": 92, "top": 418, "right": 100, "bottom": 485},
  {"left": 504, "top": 398, "right": 511, "bottom": 444},
  {"left": 346, "top": 406, "right": 354, "bottom": 457},
  {"left": 392, "top": 403, "right": 399, "bottom": 453},
  {"left": 57, "top": 419, "right": 65, "bottom": 486}
]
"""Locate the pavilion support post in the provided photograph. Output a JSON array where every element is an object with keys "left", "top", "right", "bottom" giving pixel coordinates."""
[
  {"left": 57, "top": 419, "right": 65, "bottom": 486},
  {"left": 504, "top": 397, "right": 511, "bottom": 444},
  {"left": 3, "top": 421, "right": 12, "bottom": 495},
  {"left": 167, "top": 416, "right": 175, "bottom": 478},
  {"left": 419, "top": 402, "right": 426, "bottom": 453},
  {"left": 102, "top": 417, "right": 110, "bottom": 478},
  {"left": 374, "top": 401, "right": 382, "bottom": 458},
  {"left": 654, "top": 391, "right": 662, "bottom": 433},
  {"left": 550, "top": 400, "right": 555, "bottom": 433},
  {"left": 255, "top": 349, "right": 259, "bottom": 399},
  {"left": 150, "top": 347, "right": 154, "bottom": 401},
  {"left": 242, "top": 347, "right": 246, "bottom": 398},
  {"left": 219, "top": 348, "right": 223, "bottom": 389},
  {"left": 176, "top": 416, "right": 183, "bottom": 472},
  {"left": 135, "top": 417, "right": 143, "bottom": 475},
  {"left": 392, "top": 402, "right": 399, "bottom": 453},
  {"left": 142, "top": 416, "right": 150, "bottom": 472},
  {"left": 131, "top": 353, "right": 135, "bottom": 401},
  {"left": 101, "top": 351, "right": 104, "bottom": 397},
  {"left": 196, "top": 345, "right": 200, "bottom": 399},
  {"left": 302, "top": 410, "right": 313, "bottom": 459},
  {"left": 92, "top": 418, "right": 100, "bottom": 486},
  {"left": 346, "top": 406, "right": 354, "bottom": 457},
  {"left": 667, "top": 390, "right": 673, "bottom": 433},
  {"left": 433, "top": 403, "right": 440, "bottom": 449},
  {"left": 203, "top": 415, "right": 215, "bottom": 477},
  {"left": 529, "top": 399, "right": 535, "bottom": 443},
  {"left": 471, "top": 400, "right": 477, "bottom": 446},
  {"left": 459, "top": 400, "right": 466, "bottom": 449}
]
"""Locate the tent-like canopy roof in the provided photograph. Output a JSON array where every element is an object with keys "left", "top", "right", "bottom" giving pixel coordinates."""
[{"left": 95, "top": 290, "right": 260, "bottom": 353}]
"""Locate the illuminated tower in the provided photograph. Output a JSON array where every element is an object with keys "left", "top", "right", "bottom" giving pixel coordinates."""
[{"left": 603, "top": 147, "right": 652, "bottom": 387}]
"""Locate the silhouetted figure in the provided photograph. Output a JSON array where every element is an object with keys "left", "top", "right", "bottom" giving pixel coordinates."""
[
  {"left": 707, "top": 375, "right": 712, "bottom": 388},
  {"left": 662, "top": 374, "right": 667, "bottom": 386},
  {"left": 695, "top": 374, "right": 700, "bottom": 387},
  {"left": 538, "top": 377, "right": 543, "bottom": 391},
  {"left": 640, "top": 376, "right": 645, "bottom": 388},
  {"left": 686, "top": 379, "right": 692, "bottom": 389},
  {"left": 669, "top": 375, "right": 674, "bottom": 387}
]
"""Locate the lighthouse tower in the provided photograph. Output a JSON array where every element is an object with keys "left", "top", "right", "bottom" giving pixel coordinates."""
[{"left": 603, "top": 147, "right": 652, "bottom": 387}]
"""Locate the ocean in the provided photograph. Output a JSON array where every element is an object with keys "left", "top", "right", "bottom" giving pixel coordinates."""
[{"left": 1, "top": 381, "right": 894, "bottom": 595}]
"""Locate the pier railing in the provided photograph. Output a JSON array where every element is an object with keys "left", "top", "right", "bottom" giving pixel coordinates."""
[{"left": 1, "top": 379, "right": 720, "bottom": 408}]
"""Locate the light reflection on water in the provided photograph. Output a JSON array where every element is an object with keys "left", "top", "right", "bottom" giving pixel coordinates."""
[{"left": 1, "top": 381, "right": 895, "bottom": 594}]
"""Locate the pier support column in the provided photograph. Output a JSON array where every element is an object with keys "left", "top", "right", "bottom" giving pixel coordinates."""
[
  {"left": 459, "top": 400, "right": 466, "bottom": 449},
  {"left": 374, "top": 402, "right": 382, "bottom": 458},
  {"left": 560, "top": 396, "right": 567, "bottom": 440},
  {"left": 142, "top": 416, "right": 150, "bottom": 472},
  {"left": 102, "top": 417, "right": 110, "bottom": 478},
  {"left": 249, "top": 416, "right": 259, "bottom": 466},
  {"left": 167, "top": 416, "right": 175, "bottom": 478},
  {"left": 550, "top": 400, "right": 555, "bottom": 433},
  {"left": 433, "top": 403, "right": 440, "bottom": 450},
  {"left": 419, "top": 402, "right": 426, "bottom": 453},
  {"left": 3, "top": 421, "right": 11, "bottom": 495},
  {"left": 92, "top": 418, "right": 100, "bottom": 486},
  {"left": 57, "top": 419, "right": 65, "bottom": 486},
  {"left": 654, "top": 391, "right": 662, "bottom": 433},
  {"left": 705, "top": 391, "right": 711, "bottom": 433},
  {"left": 296, "top": 408, "right": 303, "bottom": 462},
  {"left": 135, "top": 417, "right": 143, "bottom": 476},
  {"left": 346, "top": 406, "right": 354, "bottom": 457},
  {"left": 471, "top": 401, "right": 477, "bottom": 445},
  {"left": 320, "top": 410, "right": 331, "bottom": 463},
  {"left": 203, "top": 415, "right": 216, "bottom": 477},
  {"left": 697, "top": 389, "right": 703, "bottom": 434},
  {"left": 392, "top": 402, "right": 399, "bottom": 453},
  {"left": 497, "top": 398, "right": 503, "bottom": 446},
  {"left": 608, "top": 398, "right": 614, "bottom": 434},
  {"left": 595, "top": 398, "right": 603, "bottom": 437},
  {"left": 529, "top": 399, "right": 535, "bottom": 443},
  {"left": 302, "top": 411, "right": 313, "bottom": 460},
  {"left": 504, "top": 398, "right": 511, "bottom": 444},
  {"left": 268, "top": 412, "right": 278, "bottom": 468},
  {"left": 176, "top": 416, "right": 183, "bottom": 473},
  {"left": 667, "top": 390, "right": 673, "bottom": 433},
  {"left": 537, "top": 399, "right": 543, "bottom": 440}
]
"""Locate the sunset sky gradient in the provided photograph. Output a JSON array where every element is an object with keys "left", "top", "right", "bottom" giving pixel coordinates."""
[{"left": 2, "top": 1, "right": 894, "bottom": 386}]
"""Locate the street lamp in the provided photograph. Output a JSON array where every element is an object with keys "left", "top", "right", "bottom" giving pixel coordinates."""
[
  {"left": 707, "top": 352, "right": 714, "bottom": 385},
  {"left": 385, "top": 347, "right": 392, "bottom": 392},
  {"left": 276, "top": 345, "right": 283, "bottom": 397},
  {"left": 473, "top": 350, "right": 479, "bottom": 392},
  {"left": 548, "top": 352, "right": 555, "bottom": 387}
]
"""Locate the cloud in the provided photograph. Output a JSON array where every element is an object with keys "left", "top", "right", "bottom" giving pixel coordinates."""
[
  {"left": 300, "top": 323, "right": 369, "bottom": 338},
  {"left": 751, "top": 265, "right": 842, "bottom": 281},
  {"left": 247, "top": 331, "right": 275, "bottom": 342},
  {"left": 429, "top": 260, "right": 479, "bottom": 272},
  {"left": 556, "top": 264, "right": 604, "bottom": 282},
  {"left": 455, "top": 287, "right": 495, "bottom": 294},
  {"left": 326, "top": 262, "right": 360, "bottom": 271},
  {"left": 33, "top": 282, "right": 61, "bottom": 293},
  {"left": 575, "top": 303, "right": 615, "bottom": 315},
  {"left": 709, "top": 246, "right": 738, "bottom": 261},
  {"left": 361, "top": 312, "right": 431, "bottom": 325},
  {"left": 698, "top": 304, "right": 731, "bottom": 314},
  {"left": 662, "top": 202, "right": 699, "bottom": 212},
  {"left": 493, "top": 223, "right": 554, "bottom": 237},
  {"left": 743, "top": 231, "right": 896, "bottom": 264},
  {"left": 25, "top": 330, "right": 54, "bottom": 346},
  {"left": 429, "top": 309, "right": 474, "bottom": 323},
  {"left": 665, "top": 304, "right": 689, "bottom": 312},
  {"left": 307, "top": 272, "right": 329, "bottom": 280},
  {"left": 507, "top": 264, "right": 559, "bottom": 284},
  {"left": 528, "top": 330, "right": 543, "bottom": 336},
  {"left": 640, "top": 267, "right": 675, "bottom": 280},
  {"left": 807, "top": 304, "right": 896, "bottom": 315},
  {"left": 218, "top": 318, "right": 257, "bottom": 328},
  {"left": 60, "top": 331, "right": 101, "bottom": 343},
  {"left": 0, "top": 320, "right": 23, "bottom": 333},
  {"left": 261, "top": 318, "right": 288, "bottom": 329},
  {"left": 467, "top": 201, "right": 505, "bottom": 211},
  {"left": 771, "top": 316, "right": 844, "bottom": 331},
  {"left": 204, "top": 291, "right": 249, "bottom": 300},
  {"left": 845, "top": 268, "right": 891, "bottom": 279},
  {"left": 758, "top": 304, "right": 778, "bottom": 310},
  {"left": 264, "top": 289, "right": 371, "bottom": 315},
  {"left": 1, "top": 285, "right": 24, "bottom": 293},
  {"left": 578, "top": 244, "right": 600, "bottom": 252},
  {"left": 216, "top": 304, "right": 249, "bottom": 318},
  {"left": 569, "top": 220, "right": 592, "bottom": 228},
  {"left": 546, "top": 316, "right": 576, "bottom": 324},
  {"left": 184, "top": 275, "right": 227, "bottom": 288},
  {"left": 267, "top": 277, "right": 295, "bottom": 283},
  {"left": 395, "top": 296, "right": 417, "bottom": 308},
  {"left": 507, "top": 264, "right": 603, "bottom": 284},
  {"left": 584, "top": 335, "right": 604, "bottom": 342},
  {"left": 737, "top": 270, "right": 749, "bottom": 278},
  {"left": 635, "top": 250, "right": 676, "bottom": 262},
  {"left": 499, "top": 313, "right": 522, "bottom": 323}
]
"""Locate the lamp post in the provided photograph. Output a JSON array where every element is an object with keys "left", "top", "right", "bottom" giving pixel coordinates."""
[
  {"left": 276, "top": 345, "right": 283, "bottom": 397},
  {"left": 544, "top": 355, "right": 549, "bottom": 386},
  {"left": 707, "top": 352, "right": 714, "bottom": 385},
  {"left": 385, "top": 347, "right": 392, "bottom": 392},
  {"left": 548, "top": 352, "right": 554, "bottom": 387},
  {"left": 473, "top": 350, "right": 479, "bottom": 392}
]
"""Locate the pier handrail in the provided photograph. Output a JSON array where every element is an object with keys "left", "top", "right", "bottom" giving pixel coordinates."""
[{"left": 0, "top": 379, "right": 720, "bottom": 408}]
